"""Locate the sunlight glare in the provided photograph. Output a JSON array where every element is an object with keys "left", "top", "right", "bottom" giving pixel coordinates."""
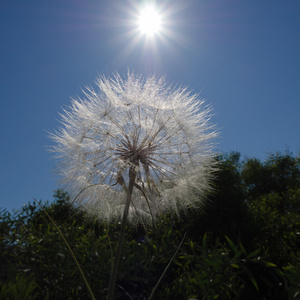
[{"left": 138, "top": 6, "right": 161, "bottom": 36}]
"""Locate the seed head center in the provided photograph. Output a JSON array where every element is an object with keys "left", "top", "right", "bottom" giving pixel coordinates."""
[{"left": 116, "top": 138, "right": 154, "bottom": 167}]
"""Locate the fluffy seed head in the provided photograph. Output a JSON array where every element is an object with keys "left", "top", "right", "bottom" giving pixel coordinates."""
[{"left": 51, "top": 73, "right": 217, "bottom": 226}]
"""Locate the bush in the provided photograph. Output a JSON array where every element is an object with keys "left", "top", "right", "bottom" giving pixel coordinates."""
[{"left": 1, "top": 151, "right": 300, "bottom": 299}]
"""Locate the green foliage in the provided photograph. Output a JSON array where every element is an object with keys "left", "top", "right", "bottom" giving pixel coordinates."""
[
  {"left": 242, "top": 152, "right": 300, "bottom": 266},
  {"left": 242, "top": 151, "right": 300, "bottom": 202},
  {"left": 0, "top": 273, "right": 40, "bottom": 300},
  {"left": 248, "top": 191, "right": 300, "bottom": 265},
  {"left": 157, "top": 235, "right": 289, "bottom": 300},
  {"left": 1, "top": 151, "right": 300, "bottom": 299},
  {"left": 184, "top": 152, "right": 253, "bottom": 247},
  {"left": 0, "top": 195, "right": 110, "bottom": 299}
]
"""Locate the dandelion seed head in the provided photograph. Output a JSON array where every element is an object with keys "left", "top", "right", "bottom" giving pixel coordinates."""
[{"left": 51, "top": 73, "right": 217, "bottom": 226}]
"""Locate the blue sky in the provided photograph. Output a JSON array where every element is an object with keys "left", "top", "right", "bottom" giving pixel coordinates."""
[{"left": 1, "top": 0, "right": 300, "bottom": 212}]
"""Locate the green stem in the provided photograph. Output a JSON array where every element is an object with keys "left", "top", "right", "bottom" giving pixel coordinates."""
[
  {"left": 107, "top": 167, "right": 136, "bottom": 300},
  {"left": 148, "top": 232, "right": 187, "bottom": 300},
  {"left": 34, "top": 199, "right": 96, "bottom": 300}
]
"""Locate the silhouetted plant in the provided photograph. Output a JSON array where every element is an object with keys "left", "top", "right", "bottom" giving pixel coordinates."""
[{"left": 50, "top": 73, "right": 217, "bottom": 299}]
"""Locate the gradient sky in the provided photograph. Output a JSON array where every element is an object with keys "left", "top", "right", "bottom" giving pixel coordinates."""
[{"left": 1, "top": 0, "right": 300, "bottom": 212}]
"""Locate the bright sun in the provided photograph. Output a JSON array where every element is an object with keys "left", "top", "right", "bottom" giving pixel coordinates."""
[{"left": 138, "top": 6, "right": 161, "bottom": 36}]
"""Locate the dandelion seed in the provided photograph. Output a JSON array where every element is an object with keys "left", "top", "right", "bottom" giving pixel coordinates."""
[{"left": 51, "top": 73, "right": 217, "bottom": 226}]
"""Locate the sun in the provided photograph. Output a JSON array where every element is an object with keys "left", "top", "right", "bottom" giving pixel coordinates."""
[{"left": 138, "top": 6, "right": 161, "bottom": 36}]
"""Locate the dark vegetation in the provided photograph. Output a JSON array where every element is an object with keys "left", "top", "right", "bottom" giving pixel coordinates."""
[{"left": 1, "top": 151, "right": 299, "bottom": 299}]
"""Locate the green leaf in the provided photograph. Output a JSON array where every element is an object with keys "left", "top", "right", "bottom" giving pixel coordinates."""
[
  {"left": 230, "top": 264, "right": 240, "bottom": 269},
  {"left": 246, "top": 248, "right": 261, "bottom": 259},
  {"left": 225, "top": 236, "right": 238, "bottom": 254},
  {"left": 264, "top": 261, "right": 277, "bottom": 267},
  {"left": 243, "top": 267, "right": 259, "bottom": 291},
  {"left": 250, "top": 277, "right": 259, "bottom": 291}
]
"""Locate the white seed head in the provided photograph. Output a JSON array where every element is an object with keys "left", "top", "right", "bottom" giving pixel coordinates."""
[{"left": 51, "top": 73, "right": 217, "bottom": 225}]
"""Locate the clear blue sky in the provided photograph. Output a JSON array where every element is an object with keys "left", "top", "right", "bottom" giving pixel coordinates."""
[{"left": 1, "top": 0, "right": 300, "bottom": 212}]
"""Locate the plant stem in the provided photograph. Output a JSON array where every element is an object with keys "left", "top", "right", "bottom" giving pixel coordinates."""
[
  {"left": 148, "top": 232, "right": 187, "bottom": 300},
  {"left": 34, "top": 199, "right": 96, "bottom": 300},
  {"left": 107, "top": 167, "right": 136, "bottom": 300}
]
